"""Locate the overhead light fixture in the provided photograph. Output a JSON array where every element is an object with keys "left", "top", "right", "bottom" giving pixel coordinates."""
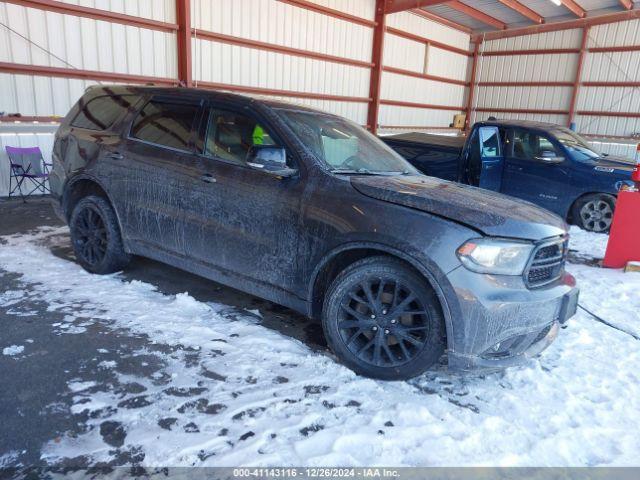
[{"left": 549, "top": 0, "right": 562, "bottom": 5}]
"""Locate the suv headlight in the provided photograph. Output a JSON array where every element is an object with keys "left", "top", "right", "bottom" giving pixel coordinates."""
[{"left": 457, "top": 238, "right": 535, "bottom": 275}]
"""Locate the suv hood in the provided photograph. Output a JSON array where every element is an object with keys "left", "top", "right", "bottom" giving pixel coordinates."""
[
  {"left": 593, "top": 156, "right": 635, "bottom": 175},
  {"left": 351, "top": 175, "right": 567, "bottom": 240}
]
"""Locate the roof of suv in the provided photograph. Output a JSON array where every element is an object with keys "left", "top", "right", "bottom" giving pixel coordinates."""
[{"left": 86, "top": 85, "right": 329, "bottom": 115}]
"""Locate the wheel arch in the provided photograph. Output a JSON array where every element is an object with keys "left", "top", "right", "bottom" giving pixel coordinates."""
[
  {"left": 308, "top": 242, "right": 455, "bottom": 351},
  {"left": 62, "top": 175, "right": 127, "bottom": 246}
]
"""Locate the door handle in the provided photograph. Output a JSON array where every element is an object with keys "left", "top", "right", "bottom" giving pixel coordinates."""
[
  {"left": 201, "top": 173, "right": 217, "bottom": 184},
  {"left": 107, "top": 152, "right": 124, "bottom": 160}
]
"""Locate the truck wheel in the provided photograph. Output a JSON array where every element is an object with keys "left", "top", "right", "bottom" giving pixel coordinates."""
[
  {"left": 322, "top": 256, "right": 445, "bottom": 380},
  {"left": 69, "top": 195, "right": 131, "bottom": 274},
  {"left": 572, "top": 194, "right": 616, "bottom": 233}
]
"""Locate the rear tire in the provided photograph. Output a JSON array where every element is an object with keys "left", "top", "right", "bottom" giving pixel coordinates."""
[
  {"left": 322, "top": 256, "right": 445, "bottom": 380},
  {"left": 572, "top": 194, "right": 615, "bottom": 233},
  {"left": 69, "top": 195, "right": 131, "bottom": 274}
]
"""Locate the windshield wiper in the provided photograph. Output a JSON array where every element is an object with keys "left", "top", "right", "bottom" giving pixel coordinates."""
[{"left": 330, "top": 168, "right": 410, "bottom": 176}]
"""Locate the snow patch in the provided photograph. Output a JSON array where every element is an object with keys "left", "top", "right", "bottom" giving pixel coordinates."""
[
  {"left": 1, "top": 228, "right": 639, "bottom": 467},
  {"left": 2, "top": 345, "right": 24, "bottom": 356}
]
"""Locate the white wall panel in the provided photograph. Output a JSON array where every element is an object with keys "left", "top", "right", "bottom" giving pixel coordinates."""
[
  {"left": 56, "top": 0, "right": 176, "bottom": 22},
  {"left": 386, "top": 11, "right": 470, "bottom": 50},
  {"left": 482, "top": 29, "right": 582, "bottom": 52},
  {"left": 0, "top": 4, "right": 177, "bottom": 76},
  {"left": 379, "top": 105, "right": 461, "bottom": 128},
  {"left": 382, "top": 33, "right": 425, "bottom": 72},
  {"left": 428, "top": 46, "right": 467, "bottom": 81},
  {"left": 192, "top": 0, "right": 373, "bottom": 63},
  {"left": 589, "top": 18, "right": 640, "bottom": 48},
  {"left": 478, "top": 86, "right": 572, "bottom": 110},
  {"left": 470, "top": 110, "right": 568, "bottom": 127},
  {"left": 382, "top": 11, "right": 470, "bottom": 128},
  {"left": 381, "top": 71, "right": 465, "bottom": 108},
  {"left": 307, "top": 0, "right": 376, "bottom": 20},
  {"left": 194, "top": 39, "right": 370, "bottom": 98},
  {"left": 477, "top": 54, "right": 577, "bottom": 83},
  {"left": 0, "top": 73, "right": 101, "bottom": 117},
  {"left": 577, "top": 19, "right": 640, "bottom": 138},
  {"left": 0, "top": 125, "right": 58, "bottom": 197}
]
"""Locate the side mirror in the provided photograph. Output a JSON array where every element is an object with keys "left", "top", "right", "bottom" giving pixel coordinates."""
[
  {"left": 246, "top": 145, "right": 297, "bottom": 178},
  {"left": 535, "top": 151, "right": 564, "bottom": 164}
]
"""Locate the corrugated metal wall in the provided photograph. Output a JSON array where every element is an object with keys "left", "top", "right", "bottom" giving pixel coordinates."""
[
  {"left": 0, "top": 0, "right": 177, "bottom": 117},
  {"left": 191, "top": 0, "right": 374, "bottom": 125},
  {"left": 471, "top": 22, "right": 640, "bottom": 159},
  {"left": 471, "top": 29, "right": 582, "bottom": 127},
  {"left": 380, "top": 11, "right": 470, "bottom": 131},
  {"left": 578, "top": 18, "right": 640, "bottom": 137}
]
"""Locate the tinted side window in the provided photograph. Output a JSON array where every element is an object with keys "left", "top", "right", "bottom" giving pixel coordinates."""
[
  {"left": 479, "top": 126, "right": 501, "bottom": 158},
  {"left": 513, "top": 129, "right": 559, "bottom": 160},
  {"left": 203, "top": 109, "right": 275, "bottom": 165},
  {"left": 71, "top": 94, "right": 138, "bottom": 131},
  {"left": 131, "top": 100, "right": 199, "bottom": 152}
]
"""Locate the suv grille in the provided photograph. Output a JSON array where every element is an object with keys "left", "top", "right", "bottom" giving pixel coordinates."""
[{"left": 526, "top": 238, "right": 567, "bottom": 288}]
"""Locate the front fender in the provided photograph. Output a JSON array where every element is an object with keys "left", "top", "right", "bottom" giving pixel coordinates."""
[{"left": 307, "top": 240, "right": 460, "bottom": 354}]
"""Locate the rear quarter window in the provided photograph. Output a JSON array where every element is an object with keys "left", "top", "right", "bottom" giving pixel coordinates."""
[
  {"left": 130, "top": 100, "right": 200, "bottom": 152},
  {"left": 70, "top": 94, "right": 139, "bottom": 131}
]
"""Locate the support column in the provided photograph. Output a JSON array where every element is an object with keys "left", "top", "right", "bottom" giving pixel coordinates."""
[
  {"left": 568, "top": 25, "right": 590, "bottom": 129},
  {"left": 465, "top": 40, "right": 480, "bottom": 133},
  {"left": 367, "top": 0, "right": 386, "bottom": 134},
  {"left": 176, "top": 0, "right": 192, "bottom": 87}
]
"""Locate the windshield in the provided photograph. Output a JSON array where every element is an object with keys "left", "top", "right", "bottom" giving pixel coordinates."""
[
  {"left": 554, "top": 128, "right": 601, "bottom": 161},
  {"left": 276, "top": 109, "right": 418, "bottom": 175}
]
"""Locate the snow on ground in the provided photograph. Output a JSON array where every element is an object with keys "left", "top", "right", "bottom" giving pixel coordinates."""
[
  {"left": 568, "top": 226, "right": 609, "bottom": 260},
  {"left": 2, "top": 344, "right": 24, "bottom": 356},
  {"left": 0, "top": 227, "right": 639, "bottom": 467},
  {"left": 567, "top": 227, "right": 640, "bottom": 338}
]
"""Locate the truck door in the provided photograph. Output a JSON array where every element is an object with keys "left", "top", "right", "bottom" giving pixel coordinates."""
[
  {"left": 465, "top": 126, "right": 505, "bottom": 191},
  {"left": 501, "top": 128, "right": 570, "bottom": 215}
]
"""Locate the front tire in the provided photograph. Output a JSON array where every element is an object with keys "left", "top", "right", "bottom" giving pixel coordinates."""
[
  {"left": 572, "top": 194, "right": 615, "bottom": 233},
  {"left": 322, "top": 256, "right": 445, "bottom": 380},
  {"left": 69, "top": 195, "right": 131, "bottom": 274}
]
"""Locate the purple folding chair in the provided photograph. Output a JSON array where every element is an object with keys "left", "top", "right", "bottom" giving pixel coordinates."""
[{"left": 5, "top": 146, "right": 51, "bottom": 202}]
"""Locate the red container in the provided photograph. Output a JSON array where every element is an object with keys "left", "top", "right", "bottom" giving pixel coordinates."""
[{"left": 603, "top": 190, "right": 640, "bottom": 269}]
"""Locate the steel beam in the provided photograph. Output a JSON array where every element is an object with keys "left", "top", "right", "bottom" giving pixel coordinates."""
[
  {"left": 409, "top": 8, "right": 472, "bottom": 33},
  {"left": 465, "top": 41, "right": 480, "bottom": 132},
  {"left": 367, "top": 0, "right": 386, "bottom": 134},
  {"left": 3, "top": 0, "right": 178, "bottom": 32},
  {"left": 385, "top": 0, "right": 448, "bottom": 14},
  {"left": 559, "top": 0, "right": 587, "bottom": 18},
  {"left": 474, "top": 9, "right": 640, "bottom": 42},
  {"left": 0, "top": 61, "right": 177, "bottom": 85},
  {"left": 620, "top": 0, "right": 634, "bottom": 10},
  {"left": 176, "top": 0, "right": 192, "bottom": 87},
  {"left": 568, "top": 26, "right": 590, "bottom": 128},
  {"left": 497, "top": 0, "right": 543, "bottom": 24},
  {"left": 447, "top": 0, "right": 506, "bottom": 30},
  {"left": 276, "top": 0, "right": 376, "bottom": 27}
]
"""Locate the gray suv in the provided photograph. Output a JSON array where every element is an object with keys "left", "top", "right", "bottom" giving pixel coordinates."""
[{"left": 50, "top": 86, "right": 579, "bottom": 380}]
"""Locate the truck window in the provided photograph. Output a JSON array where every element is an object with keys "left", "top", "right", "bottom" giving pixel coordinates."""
[
  {"left": 71, "top": 94, "right": 139, "bottom": 131},
  {"left": 130, "top": 100, "right": 199, "bottom": 152},
  {"left": 513, "top": 129, "right": 559, "bottom": 161},
  {"left": 202, "top": 109, "right": 276, "bottom": 165},
  {"left": 479, "top": 126, "right": 501, "bottom": 158}
]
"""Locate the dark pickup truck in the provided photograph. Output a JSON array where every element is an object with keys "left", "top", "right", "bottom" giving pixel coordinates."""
[{"left": 382, "top": 120, "right": 635, "bottom": 232}]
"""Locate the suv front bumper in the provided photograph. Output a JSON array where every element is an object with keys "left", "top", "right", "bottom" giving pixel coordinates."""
[{"left": 444, "top": 265, "right": 579, "bottom": 372}]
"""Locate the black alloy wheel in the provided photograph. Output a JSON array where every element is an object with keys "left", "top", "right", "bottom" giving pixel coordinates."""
[
  {"left": 322, "top": 256, "right": 445, "bottom": 380},
  {"left": 73, "top": 205, "right": 108, "bottom": 267},
  {"left": 69, "top": 195, "right": 131, "bottom": 274},
  {"left": 338, "top": 277, "right": 431, "bottom": 368}
]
